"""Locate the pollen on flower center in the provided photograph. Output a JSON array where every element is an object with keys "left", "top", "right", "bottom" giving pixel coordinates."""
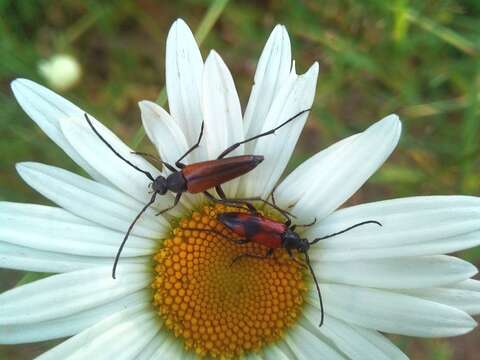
[{"left": 151, "top": 204, "right": 307, "bottom": 358}]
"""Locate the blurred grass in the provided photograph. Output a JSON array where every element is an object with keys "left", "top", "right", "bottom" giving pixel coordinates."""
[{"left": 0, "top": 0, "right": 479, "bottom": 359}]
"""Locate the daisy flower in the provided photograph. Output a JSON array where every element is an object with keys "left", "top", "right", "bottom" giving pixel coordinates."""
[{"left": 2, "top": 18, "right": 480, "bottom": 359}]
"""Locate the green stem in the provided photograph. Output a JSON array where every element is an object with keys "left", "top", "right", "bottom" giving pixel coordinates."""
[
  {"left": 56, "top": 8, "right": 106, "bottom": 51},
  {"left": 403, "top": 9, "right": 477, "bottom": 55},
  {"left": 194, "top": 0, "right": 229, "bottom": 45}
]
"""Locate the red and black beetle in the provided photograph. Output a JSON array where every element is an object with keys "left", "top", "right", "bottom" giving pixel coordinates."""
[
  {"left": 216, "top": 212, "right": 382, "bottom": 326},
  {"left": 85, "top": 110, "right": 309, "bottom": 278}
]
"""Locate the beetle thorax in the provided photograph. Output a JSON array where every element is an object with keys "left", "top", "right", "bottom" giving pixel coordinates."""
[{"left": 166, "top": 171, "right": 188, "bottom": 193}]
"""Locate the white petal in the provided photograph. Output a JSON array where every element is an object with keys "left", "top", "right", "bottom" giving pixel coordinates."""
[
  {"left": 37, "top": 305, "right": 158, "bottom": 360},
  {"left": 10, "top": 78, "right": 109, "bottom": 183},
  {"left": 278, "top": 114, "right": 401, "bottom": 219},
  {"left": 202, "top": 50, "right": 245, "bottom": 158},
  {"left": 451, "top": 279, "right": 480, "bottom": 291},
  {"left": 314, "top": 255, "right": 477, "bottom": 289},
  {"left": 276, "top": 134, "right": 358, "bottom": 207},
  {"left": 72, "top": 315, "right": 158, "bottom": 360},
  {"left": 1, "top": 201, "right": 157, "bottom": 257},
  {"left": 0, "top": 241, "right": 147, "bottom": 273},
  {"left": 59, "top": 114, "right": 181, "bottom": 214},
  {"left": 149, "top": 334, "right": 185, "bottom": 358},
  {"left": 166, "top": 18, "right": 206, "bottom": 163},
  {"left": 138, "top": 101, "right": 198, "bottom": 209},
  {"left": 243, "top": 25, "right": 291, "bottom": 149},
  {"left": 312, "top": 284, "right": 476, "bottom": 337},
  {"left": 402, "top": 287, "right": 480, "bottom": 315},
  {"left": 310, "top": 230, "right": 480, "bottom": 261},
  {"left": 301, "top": 307, "right": 393, "bottom": 360},
  {"left": 0, "top": 265, "right": 149, "bottom": 324},
  {"left": 284, "top": 323, "right": 345, "bottom": 360},
  {"left": 0, "top": 290, "right": 149, "bottom": 344},
  {"left": 15, "top": 163, "right": 168, "bottom": 237},
  {"left": 0, "top": 201, "right": 84, "bottom": 224},
  {"left": 181, "top": 351, "right": 198, "bottom": 360},
  {"left": 306, "top": 196, "right": 480, "bottom": 249},
  {"left": 245, "top": 353, "right": 263, "bottom": 360},
  {"left": 349, "top": 326, "right": 408, "bottom": 360},
  {"left": 262, "top": 344, "right": 291, "bottom": 360},
  {"left": 202, "top": 50, "right": 245, "bottom": 197},
  {"left": 134, "top": 329, "right": 171, "bottom": 360},
  {"left": 139, "top": 100, "right": 189, "bottom": 166},
  {"left": 241, "top": 63, "right": 319, "bottom": 198}
]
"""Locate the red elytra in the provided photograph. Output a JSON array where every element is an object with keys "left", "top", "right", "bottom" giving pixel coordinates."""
[
  {"left": 84, "top": 109, "right": 310, "bottom": 278},
  {"left": 218, "top": 212, "right": 287, "bottom": 249},
  {"left": 183, "top": 155, "right": 263, "bottom": 194},
  {"left": 216, "top": 211, "right": 382, "bottom": 327}
]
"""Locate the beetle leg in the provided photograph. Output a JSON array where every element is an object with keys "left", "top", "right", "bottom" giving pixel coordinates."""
[
  {"left": 286, "top": 248, "right": 307, "bottom": 269},
  {"left": 203, "top": 191, "right": 258, "bottom": 213},
  {"left": 269, "top": 182, "right": 296, "bottom": 210},
  {"left": 215, "top": 185, "right": 268, "bottom": 215},
  {"left": 233, "top": 197, "right": 294, "bottom": 220},
  {"left": 293, "top": 217, "right": 317, "bottom": 229},
  {"left": 203, "top": 190, "right": 221, "bottom": 204},
  {"left": 175, "top": 121, "right": 205, "bottom": 169},
  {"left": 215, "top": 185, "right": 227, "bottom": 199},
  {"left": 155, "top": 192, "right": 182, "bottom": 216},
  {"left": 230, "top": 199, "right": 258, "bottom": 214},
  {"left": 131, "top": 151, "right": 177, "bottom": 172},
  {"left": 265, "top": 183, "right": 296, "bottom": 221},
  {"left": 292, "top": 258, "right": 307, "bottom": 269},
  {"left": 234, "top": 239, "right": 250, "bottom": 244},
  {"left": 231, "top": 248, "right": 274, "bottom": 266},
  {"left": 215, "top": 186, "right": 259, "bottom": 213},
  {"left": 216, "top": 109, "right": 310, "bottom": 159},
  {"left": 268, "top": 182, "right": 281, "bottom": 206}
]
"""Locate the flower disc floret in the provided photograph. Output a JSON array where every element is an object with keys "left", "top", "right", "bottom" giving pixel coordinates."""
[{"left": 152, "top": 205, "right": 307, "bottom": 358}]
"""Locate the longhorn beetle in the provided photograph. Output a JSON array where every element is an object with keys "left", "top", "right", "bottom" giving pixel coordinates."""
[
  {"left": 192, "top": 212, "right": 382, "bottom": 327},
  {"left": 84, "top": 109, "right": 310, "bottom": 278}
]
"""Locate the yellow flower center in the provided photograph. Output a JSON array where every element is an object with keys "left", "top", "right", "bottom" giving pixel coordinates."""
[{"left": 152, "top": 204, "right": 307, "bottom": 358}]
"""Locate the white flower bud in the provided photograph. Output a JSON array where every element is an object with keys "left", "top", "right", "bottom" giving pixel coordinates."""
[{"left": 38, "top": 54, "right": 82, "bottom": 91}]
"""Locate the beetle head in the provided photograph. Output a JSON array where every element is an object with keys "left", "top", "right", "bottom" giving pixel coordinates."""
[
  {"left": 297, "top": 238, "right": 310, "bottom": 253},
  {"left": 283, "top": 229, "right": 310, "bottom": 253},
  {"left": 152, "top": 176, "right": 168, "bottom": 195}
]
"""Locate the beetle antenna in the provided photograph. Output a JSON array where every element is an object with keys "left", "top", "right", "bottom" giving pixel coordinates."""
[
  {"left": 309, "top": 220, "right": 382, "bottom": 245},
  {"left": 216, "top": 108, "right": 311, "bottom": 159},
  {"left": 304, "top": 252, "right": 324, "bottom": 326},
  {"left": 84, "top": 114, "right": 155, "bottom": 181},
  {"left": 112, "top": 193, "right": 157, "bottom": 279}
]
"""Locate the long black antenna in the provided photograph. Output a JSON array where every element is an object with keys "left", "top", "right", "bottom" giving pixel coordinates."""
[
  {"left": 305, "top": 251, "right": 324, "bottom": 326},
  {"left": 216, "top": 108, "right": 311, "bottom": 159},
  {"left": 112, "top": 193, "right": 157, "bottom": 279},
  {"left": 84, "top": 114, "right": 155, "bottom": 181},
  {"left": 309, "top": 220, "right": 382, "bottom": 245}
]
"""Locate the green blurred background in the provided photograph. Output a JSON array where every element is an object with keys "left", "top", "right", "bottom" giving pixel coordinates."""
[{"left": 0, "top": 0, "right": 479, "bottom": 359}]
